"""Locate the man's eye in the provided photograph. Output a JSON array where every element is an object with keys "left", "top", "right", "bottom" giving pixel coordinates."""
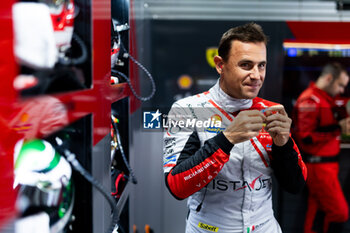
[
  {"left": 258, "top": 63, "right": 266, "bottom": 69},
  {"left": 240, "top": 63, "right": 251, "bottom": 69}
]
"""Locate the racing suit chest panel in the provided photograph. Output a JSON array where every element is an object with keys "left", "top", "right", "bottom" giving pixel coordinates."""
[
  {"left": 196, "top": 116, "right": 275, "bottom": 229},
  {"left": 194, "top": 132, "right": 275, "bottom": 230}
]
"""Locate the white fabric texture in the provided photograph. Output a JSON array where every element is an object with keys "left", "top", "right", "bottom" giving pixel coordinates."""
[
  {"left": 211, "top": 79, "right": 253, "bottom": 113},
  {"left": 12, "top": 2, "right": 58, "bottom": 69}
]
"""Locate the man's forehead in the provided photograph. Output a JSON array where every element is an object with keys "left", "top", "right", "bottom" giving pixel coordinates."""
[
  {"left": 230, "top": 41, "right": 266, "bottom": 55},
  {"left": 230, "top": 40, "right": 266, "bottom": 48},
  {"left": 233, "top": 50, "right": 267, "bottom": 63}
]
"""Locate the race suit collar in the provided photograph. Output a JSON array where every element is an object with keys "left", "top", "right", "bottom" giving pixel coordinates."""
[
  {"left": 309, "top": 82, "right": 334, "bottom": 103},
  {"left": 209, "top": 79, "right": 252, "bottom": 113}
]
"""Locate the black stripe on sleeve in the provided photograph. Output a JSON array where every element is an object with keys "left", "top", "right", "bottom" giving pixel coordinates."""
[
  {"left": 316, "top": 124, "right": 340, "bottom": 133},
  {"left": 271, "top": 138, "right": 306, "bottom": 194},
  {"left": 212, "top": 132, "right": 234, "bottom": 154},
  {"left": 171, "top": 132, "right": 233, "bottom": 176}
]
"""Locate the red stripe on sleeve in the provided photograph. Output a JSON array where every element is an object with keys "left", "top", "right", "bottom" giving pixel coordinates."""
[
  {"left": 291, "top": 137, "right": 307, "bottom": 180},
  {"left": 166, "top": 148, "right": 229, "bottom": 199}
]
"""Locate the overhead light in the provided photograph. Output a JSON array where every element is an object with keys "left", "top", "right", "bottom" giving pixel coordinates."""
[{"left": 283, "top": 41, "right": 350, "bottom": 50}]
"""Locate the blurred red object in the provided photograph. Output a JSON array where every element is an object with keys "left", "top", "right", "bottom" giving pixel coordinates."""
[{"left": 334, "top": 96, "right": 350, "bottom": 120}]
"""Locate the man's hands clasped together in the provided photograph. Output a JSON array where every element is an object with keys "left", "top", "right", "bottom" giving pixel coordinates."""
[
  {"left": 223, "top": 105, "right": 292, "bottom": 146},
  {"left": 223, "top": 110, "right": 265, "bottom": 145}
]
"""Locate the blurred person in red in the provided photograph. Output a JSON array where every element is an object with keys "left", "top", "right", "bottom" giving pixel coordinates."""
[{"left": 293, "top": 62, "right": 350, "bottom": 233}]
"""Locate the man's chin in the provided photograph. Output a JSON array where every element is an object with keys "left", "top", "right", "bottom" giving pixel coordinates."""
[
  {"left": 243, "top": 92, "right": 259, "bottom": 99},
  {"left": 242, "top": 86, "right": 261, "bottom": 99}
]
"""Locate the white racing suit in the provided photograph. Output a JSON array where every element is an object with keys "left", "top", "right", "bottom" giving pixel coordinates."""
[{"left": 163, "top": 81, "right": 307, "bottom": 233}]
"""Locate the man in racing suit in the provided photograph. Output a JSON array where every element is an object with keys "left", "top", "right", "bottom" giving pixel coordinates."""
[
  {"left": 293, "top": 62, "right": 350, "bottom": 233},
  {"left": 163, "top": 23, "right": 307, "bottom": 233}
]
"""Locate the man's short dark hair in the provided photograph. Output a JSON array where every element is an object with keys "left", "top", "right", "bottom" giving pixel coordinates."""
[
  {"left": 320, "top": 62, "right": 346, "bottom": 81},
  {"left": 218, "top": 22, "right": 268, "bottom": 62}
]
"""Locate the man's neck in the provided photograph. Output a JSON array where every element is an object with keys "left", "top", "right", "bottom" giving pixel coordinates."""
[{"left": 315, "top": 80, "right": 332, "bottom": 97}]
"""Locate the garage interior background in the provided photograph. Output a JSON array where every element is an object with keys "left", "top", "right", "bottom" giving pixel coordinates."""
[
  {"left": 2, "top": 0, "right": 350, "bottom": 233},
  {"left": 129, "top": 1, "right": 350, "bottom": 233}
]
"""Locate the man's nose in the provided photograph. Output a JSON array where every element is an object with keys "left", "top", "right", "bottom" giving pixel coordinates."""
[{"left": 250, "top": 66, "right": 260, "bottom": 79}]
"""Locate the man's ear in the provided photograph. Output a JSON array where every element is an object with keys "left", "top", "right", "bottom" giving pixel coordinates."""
[
  {"left": 214, "top": 55, "right": 224, "bottom": 75},
  {"left": 325, "top": 73, "right": 334, "bottom": 84}
]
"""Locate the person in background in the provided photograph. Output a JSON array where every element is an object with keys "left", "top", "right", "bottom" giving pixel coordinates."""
[
  {"left": 163, "top": 22, "right": 307, "bottom": 233},
  {"left": 293, "top": 62, "right": 350, "bottom": 233}
]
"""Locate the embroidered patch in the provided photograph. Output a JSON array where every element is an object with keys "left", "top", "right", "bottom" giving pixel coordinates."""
[{"left": 198, "top": 222, "right": 219, "bottom": 232}]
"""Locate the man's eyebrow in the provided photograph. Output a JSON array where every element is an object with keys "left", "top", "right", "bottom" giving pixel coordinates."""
[
  {"left": 238, "top": 59, "right": 267, "bottom": 64},
  {"left": 238, "top": 59, "right": 253, "bottom": 63}
]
